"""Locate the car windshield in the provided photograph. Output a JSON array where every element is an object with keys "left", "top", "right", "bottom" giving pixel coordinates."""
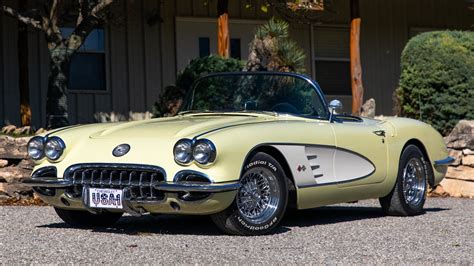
[{"left": 181, "top": 72, "right": 329, "bottom": 119}]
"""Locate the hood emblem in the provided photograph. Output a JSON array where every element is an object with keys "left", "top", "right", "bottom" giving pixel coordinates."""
[{"left": 113, "top": 144, "right": 130, "bottom": 157}]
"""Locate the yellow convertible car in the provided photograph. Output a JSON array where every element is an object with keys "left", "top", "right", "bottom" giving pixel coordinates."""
[{"left": 24, "top": 72, "right": 452, "bottom": 235}]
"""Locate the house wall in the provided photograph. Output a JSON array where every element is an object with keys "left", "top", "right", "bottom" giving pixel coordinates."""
[{"left": 0, "top": 0, "right": 472, "bottom": 127}]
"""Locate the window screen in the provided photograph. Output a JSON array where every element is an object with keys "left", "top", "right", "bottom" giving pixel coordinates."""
[
  {"left": 313, "top": 27, "right": 351, "bottom": 95},
  {"left": 199, "top": 37, "right": 210, "bottom": 58},
  {"left": 62, "top": 28, "right": 106, "bottom": 91}
]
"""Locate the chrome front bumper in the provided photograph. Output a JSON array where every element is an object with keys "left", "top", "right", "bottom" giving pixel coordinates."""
[{"left": 22, "top": 177, "right": 241, "bottom": 193}]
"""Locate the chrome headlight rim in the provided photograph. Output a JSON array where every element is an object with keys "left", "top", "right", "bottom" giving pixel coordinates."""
[
  {"left": 192, "top": 139, "right": 217, "bottom": 166},
  {"left": 27, "top": 136, "right": 46, "bottom": 160},
  {"left": 173, "top": 138, "right": 194, "bottom": 165},
  {"left": 44, "top": 136, "right": 66, "bottom": 161}
]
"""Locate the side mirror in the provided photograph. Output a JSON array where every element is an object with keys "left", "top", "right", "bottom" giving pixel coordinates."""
[{"left": 329, "top": 99, "right": 343, "bottom": 114}]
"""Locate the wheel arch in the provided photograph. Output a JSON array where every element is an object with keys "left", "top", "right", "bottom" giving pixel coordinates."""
[
  {"left": 402, "top": 138, "right": 435, "bottom": 187},
  {"left": 241, "top": 145, "right": 298, "bottom": 209}
]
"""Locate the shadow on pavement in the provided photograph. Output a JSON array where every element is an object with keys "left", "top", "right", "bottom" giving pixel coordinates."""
[{"left": 37, "top": 206, "right": 449, "bottom": 236}]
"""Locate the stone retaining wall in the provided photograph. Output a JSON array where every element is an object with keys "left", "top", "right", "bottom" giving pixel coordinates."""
[
  {"left": 436, "top": 120, "right": 474, "bottom": 198},
  {"left": 0, "top": 136, "right": 33, "bottom": 200}
]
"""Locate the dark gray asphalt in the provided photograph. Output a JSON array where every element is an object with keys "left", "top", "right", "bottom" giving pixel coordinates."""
[{"left": 0, "top": 198, "right": 472, "bottom": 264}]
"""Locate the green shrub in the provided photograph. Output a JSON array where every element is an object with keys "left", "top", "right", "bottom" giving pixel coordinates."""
[
  {"left": 152, "top": 55, "right": 244, "bottom": 117},
  {"left": 396, "top": 31, "right": 474, "bottom": 135}
]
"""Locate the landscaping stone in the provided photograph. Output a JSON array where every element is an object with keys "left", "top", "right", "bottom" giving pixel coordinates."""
[
  {"left": 0, "top": 159, "right": 8, "bottom": 168},
  {"left": 445, "top": 120, "right": 474, "bottom": 149},
  {"left": 0, "top": 136, "right": 30, "bottom": 159}
]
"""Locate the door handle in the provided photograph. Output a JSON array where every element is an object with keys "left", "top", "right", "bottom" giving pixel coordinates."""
[{"left": 373, "top": 130, "right": 385, "bottom": 137}]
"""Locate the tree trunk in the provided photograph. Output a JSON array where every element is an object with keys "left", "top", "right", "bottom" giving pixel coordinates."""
[
  {"left": 18, "top": 0, "right": 31, "bottom": 126},
  {"left": 350, "top": 0, "right": 364, "bottom": 115},
  {"left": 217, "top": 0, "right": 229, "bottom": 58},
  {"left": 46, "top": 45, "right": 73, "bottom": 129}
]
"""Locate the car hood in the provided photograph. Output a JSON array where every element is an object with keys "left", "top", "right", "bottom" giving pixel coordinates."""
[{"left": 88, "top": 113, "right": 279, "bottom": 140}]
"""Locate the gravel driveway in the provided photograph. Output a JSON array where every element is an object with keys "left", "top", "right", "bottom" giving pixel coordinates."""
[{"left": 1, "top": 198, "right": 472, "bottom": 264}]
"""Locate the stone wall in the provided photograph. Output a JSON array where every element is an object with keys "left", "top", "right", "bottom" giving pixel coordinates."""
[
  {"left": 437, "top": 120, "right": 474, "bottom": 198},
  {"left": 0, "top": 136, "right": 34, "bottom": 200}
]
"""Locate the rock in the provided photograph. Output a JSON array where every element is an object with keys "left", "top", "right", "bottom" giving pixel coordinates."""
[
  {"left": 439, "top": 178, "right": 474, "bottom": 198},
  {"left": 13, "top": 126, "right": 34, "bottom": 135},
  {"left": 428, "top": 184, "right": 449, "bottom": 197},
  {"left": 0, "top": 136, "right": 30, "bottom": 159},
  {"left": 0, "top": 159, "right": 8, "bottom": 168},
  {"left": 35, "top": 128, "right": 47, "bottom": 135},
  {"left": 0, "top": 167, "right": 32, "bottom": 183},
  {"left": 1, "top": 125, "right": 16, "bottom": 134},
  {"left": 17, "top": 159, "right": 34, "bottom": 170},
  {"left": 361, "top": 98, "right": 376, "bottom": 118},
  {"left": 463, "top": 149, "right": 474, "bottom": 155},
  {"left": 445, "top": 166, "right": 474, "bottom": 181},
  {"left": 448, "top": 149, "right": 463, "bottom": 166},
  {"left": 463, "top": 155, "right": 474, "bottom": 166},
  {"left": 0, "top": 182, "right": 32, "bottom": 198},
  {"left": 445, "top": 120, "right": 474, "bottom": 149}
]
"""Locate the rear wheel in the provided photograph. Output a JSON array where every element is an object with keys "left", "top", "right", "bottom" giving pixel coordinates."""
[
  {"left": 211, "top": 152, "right": 288, "bottom": 235},
  {"left": 54, "top": 207, "right": 123, "bottom": 228},
  {"left": 380, "top": 145, "right": 429, "bottom": 216}
]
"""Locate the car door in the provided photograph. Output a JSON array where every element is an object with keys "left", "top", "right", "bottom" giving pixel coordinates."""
[{"left": 330, "top": 119, "right": 388, "bottom": 187}]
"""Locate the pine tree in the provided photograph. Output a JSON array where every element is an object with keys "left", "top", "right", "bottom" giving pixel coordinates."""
[{"left": 245, "top": 17, "right": 306, "bottom": 73}]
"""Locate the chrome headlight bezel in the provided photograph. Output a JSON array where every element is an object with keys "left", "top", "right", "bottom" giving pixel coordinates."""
[
  {"left": 173, "top": 138, "right": 194, "bottom": 165},
  {"left": 27, "top": 136, "right": 45, "bottom": 160},
  {"left": 44, "top": 136, "right": 66, "bottom": 161},
  {"left": 192, "top": 139, "right": 217, "bottom": 165}
]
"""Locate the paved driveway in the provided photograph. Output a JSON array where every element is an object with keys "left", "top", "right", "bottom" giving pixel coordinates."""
[{"left": 0, "top": 198, "right": 472, "bottom": 264}]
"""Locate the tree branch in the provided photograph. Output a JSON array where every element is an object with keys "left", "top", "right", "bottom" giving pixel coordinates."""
[
  {"left": 48, "top": 0, "right": 63, "bottom": 41},
  {"left": 90, "top": 0, "right": 113, "bottom": 17},
  {"left": 0, "top": 4, "right": 44, "bottom": 31},
  {"left": 76, "top": 0, "right": 85, "bottom": 26}
]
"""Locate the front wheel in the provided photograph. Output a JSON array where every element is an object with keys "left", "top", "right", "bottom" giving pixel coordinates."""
[
  {"left": 54, "top": 207, "right": 123, "bottom": 228},
  {"left": 379, "top": 145, "right": 429, "bottom": 216},
  {"left": 211, "top": 152, "right": 288, "bottom": 235}
]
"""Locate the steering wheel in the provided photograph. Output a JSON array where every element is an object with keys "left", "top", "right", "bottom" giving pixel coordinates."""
[{"left": 271, "top": 103, "right": 299, "bottom": 114}]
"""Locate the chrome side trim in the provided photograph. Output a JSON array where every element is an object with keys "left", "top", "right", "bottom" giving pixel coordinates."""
[
  {"left": 434, "top": 157, "right": 455, "bottom": 166},
  {"left": 155, "top": 181, "right": 240, "bottom": 193}
]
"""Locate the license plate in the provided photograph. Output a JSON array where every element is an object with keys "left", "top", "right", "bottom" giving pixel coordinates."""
[{"left": 88, "top": 188, "right": 123, "bottom": 209}]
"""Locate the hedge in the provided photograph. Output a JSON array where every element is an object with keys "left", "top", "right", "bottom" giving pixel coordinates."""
[{"left": 396, "top": 31, "right": 474, "bottom": 135}]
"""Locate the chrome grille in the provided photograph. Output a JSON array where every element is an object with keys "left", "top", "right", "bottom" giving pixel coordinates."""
[{"left": 64, "top": 164, "right": 166, "bottom": 201}]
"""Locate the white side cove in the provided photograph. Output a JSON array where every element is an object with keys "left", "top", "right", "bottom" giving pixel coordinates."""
[{"left": 271, "top": 145, "right": 375, "bottom": 188}]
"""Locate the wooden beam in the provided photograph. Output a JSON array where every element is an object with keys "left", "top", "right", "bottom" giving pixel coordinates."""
[
  {"left": 217, "top": 0, "right": 229, "bottom": 58},
  {"left": 350, "top": 0, "right": 364, "bottom": 115}
]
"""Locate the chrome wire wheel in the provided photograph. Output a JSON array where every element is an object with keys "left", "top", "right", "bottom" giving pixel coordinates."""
[
  {"left": 236, "top": 168, "right": 280, "bottom": 224},
  {"left": 402, "top": 158, "right": 426, "bottom": 207}
]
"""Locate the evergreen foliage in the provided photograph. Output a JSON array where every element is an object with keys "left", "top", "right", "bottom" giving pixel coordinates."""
[{"left": 396, "top": 31, "right": 474, "bottom": 135}]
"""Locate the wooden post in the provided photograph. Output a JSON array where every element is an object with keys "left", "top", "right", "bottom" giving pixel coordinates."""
[
  {"left": 217, "top": 0, "right": 229, "bottom": 58},
  {"left": 350, "top": 0, "right": 364, "bottom": 115}
]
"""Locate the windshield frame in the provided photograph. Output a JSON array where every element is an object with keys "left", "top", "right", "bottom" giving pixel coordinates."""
[{"left": 181, "top": 72, "right": 330, "bottom": 120}]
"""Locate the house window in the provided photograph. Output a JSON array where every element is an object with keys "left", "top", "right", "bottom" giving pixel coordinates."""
[
  {"left": 62, "top": 28, "right": 106, "bottom": 91},
  {"left": 313, "top": 27, "right": 351, "bottom": 95},
  {"left": 230, "top": 38, "right": 241, "bottom": 59},
  {"left": 199, "top": 37, "right": 210, "bottom": 57}
]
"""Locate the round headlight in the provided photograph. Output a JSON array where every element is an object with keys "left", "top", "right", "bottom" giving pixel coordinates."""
[
  {"left": 27, "top": 136, "right": 45, "bottom": 160},
  {"left": 174, "top": 139, "right": 193, "bottom": 164},
  {"left": 193, "top": 139, "right": 216, "bottom": 165},
  {"left": 44, "top": 137, "right": 66, "bottom": 161}
]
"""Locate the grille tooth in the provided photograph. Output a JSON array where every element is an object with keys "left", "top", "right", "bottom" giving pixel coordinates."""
[{"left": 64, "top": 165, "right": 165, "bottom": 201}]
